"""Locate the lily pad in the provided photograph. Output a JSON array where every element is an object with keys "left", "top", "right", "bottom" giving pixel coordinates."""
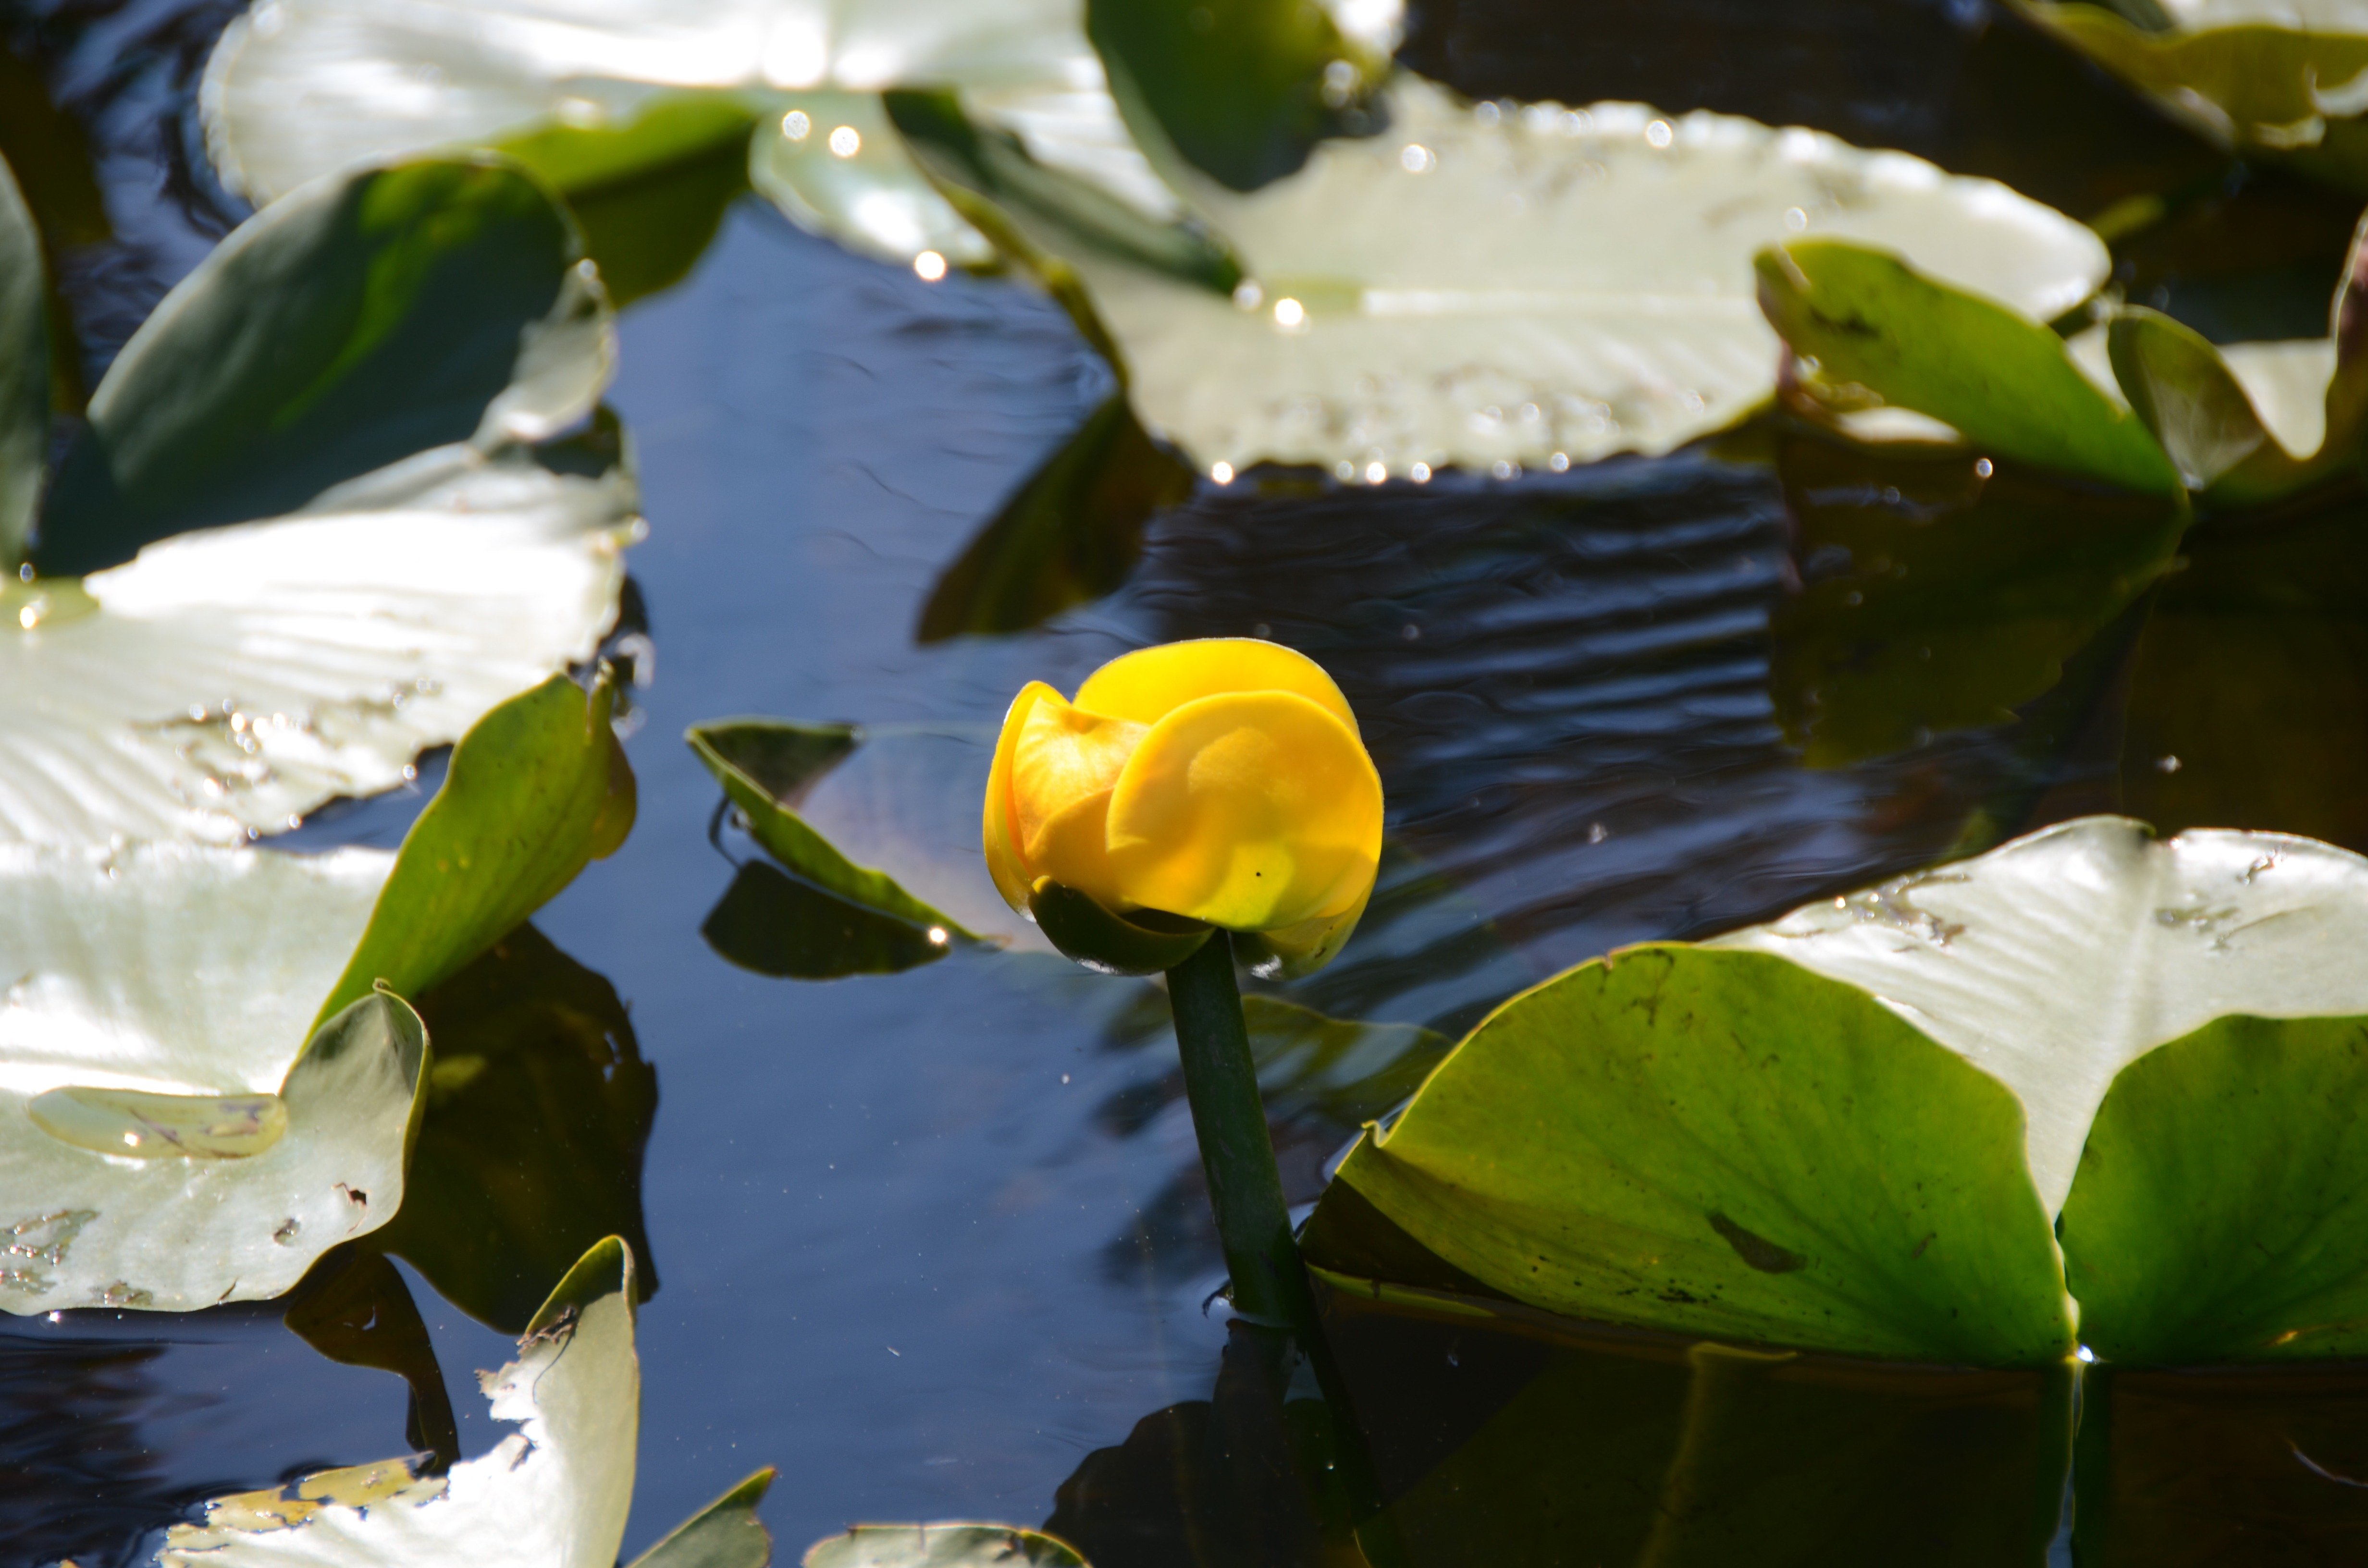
[
  {"left": 940, "top": 74, "right": 2109, "bottom": 477},
  {"left": 803, "top": 1525, "right": 1087, "bottom": 1568},
  {"left": 0, "top": 671, "right": 632, "bottom": 1314},
  {"left": 690, "top": 718, "right": 1038, "bottom": 949},
  {"left": 39, "top": 157, "right": 614, "bottom": 573},
  {"left": 750, "top": 92, "right": 996, "bottom": 270},
  {"left": 1, "top": 442, "right": 638, "bottom": 848},
  {"left": 1755, "top": 239, "right": 2183, "bottom": 497},
  {"left": 2011, "top": 1, "right": 2368, "bottom": 196},
  {"left": 1325, "top": 943, "right": 2074, "bottom": 1365},
  {"left": 158, "top": 1236, "right": 776, "bottom": 1567},
  {"left": 0, "top": 151, "right": 43, "bottom": 568}
]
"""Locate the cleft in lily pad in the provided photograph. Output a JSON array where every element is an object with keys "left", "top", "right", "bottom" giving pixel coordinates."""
[
  {"left": 1321, "top": 817, "right": 2368, "bottom": 1365},
  {"left": 158, "top": 1236, "right": 777, "bottom": 1568},
  {"left": 0, "top": 670, "right": 632, "bottom": 1314}
]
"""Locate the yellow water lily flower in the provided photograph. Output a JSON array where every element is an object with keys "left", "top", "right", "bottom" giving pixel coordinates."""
[{"left": 985, "top": 639, "right": 1384, "bottom": 976}]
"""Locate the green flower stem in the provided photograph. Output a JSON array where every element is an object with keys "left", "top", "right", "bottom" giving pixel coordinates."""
[{"left": 1166, "top": 931, "right": 1315, "bottom": 1334}]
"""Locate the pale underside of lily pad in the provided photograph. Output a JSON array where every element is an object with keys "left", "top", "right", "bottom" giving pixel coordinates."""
[
  {"left": 2158, "top": 0, "right": 2368, "bottom": 28},
  {"left": 1710, "top": 816, "right": 2368, "bottom": 1215},
  {"left": 0, "top": 444, "right": 638, "bottom": 847},
  {"left": 2062, "top": 325, "right": 2337, "bottom": 462},
  {"left": 0, "top": 843, "right": 425, "bottom": 1313},
  {"left": 158, "top": 1242, "right": 640, "bottom": 1567},
  {"left": 1061, "top": 77, "right": 2107, "bottom": 477},
  {"left": 199, "top": 0, "right": 1137, "bottom": 203}
]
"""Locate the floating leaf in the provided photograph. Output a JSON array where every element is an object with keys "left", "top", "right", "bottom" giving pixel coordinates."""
[
  {"left": 1708, "top": 819, "right": 2368, "bottom": 1218},
  {"left": 0, "top": 151, "right": 43, "bottom": 568},
  {"left": 689, "top": 719, "right": 1032, "bottom": 947},
  {"left": 2011, "top": 1, "right": 2368, "bottom": 196},
  {"left": 40, "top": 158, "right": 614, "bottom": 574},
  {"left": 320, "top": 668, "right": 635, "bottom": 1023},
  {"left": 629, "top": 1470, "right": 778, "bottom": 1568},
  {"left": 1325, "top": 944, "right": 2074, "bottom": 1364},
  {"left": 1, "top": 443, "right": 638, "bottom": 847},
  {"left": 1766, "top": 432, "right": 2187, "bottom": 765},
  {"left": 803, "top": 1525, "right": 1087, "bottom": 1568},
  {"left": 557, "top": 104, "right": 758, "bottom": 307},
  {"left": 158, "top": 1237, "right": 770, "bottom": 1566},
  {"left": 1756, "top": 239, "right": 2183, "bottom": 496},
  {"left": 947, "top": 75, "right": 2108, "bottom": 477},
  {"left": 0, "top": 673, "right": 631, "bottom": 1314},
  {"left": 378, "top": 924, "right": 660, "bottom": 1334},
  {"left": 751, "top": 93, "right": 994, "bottom": 270},
  {"left": 1087, "top": 0, "right": 1386, "bottom": 191}
]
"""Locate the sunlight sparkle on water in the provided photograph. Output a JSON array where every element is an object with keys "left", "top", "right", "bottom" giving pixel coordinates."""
[
  {"left": 913, "top": 251, "right": 947, "bottom": 282},
  {"left": 781, "top": 110, "right": 811, "bottom": 141},
  {"left": 1210, "top": 462, "right": 1234, "bottom": 485},
  {"left": 828, "top": 125, "right": 861, "bottom": 158},
  {"left": 1273, "top": 297, "right": 1306, "bottom": 329}
]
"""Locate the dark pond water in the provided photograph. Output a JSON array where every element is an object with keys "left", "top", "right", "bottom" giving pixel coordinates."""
[{"left": 11, "top": 0, "right": 2368, "bottom": 1562}]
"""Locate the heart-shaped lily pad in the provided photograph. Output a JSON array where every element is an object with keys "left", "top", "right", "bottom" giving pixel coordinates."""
[{"left": 1322, "top": 817, "right": 2368, "bottom": 1365}]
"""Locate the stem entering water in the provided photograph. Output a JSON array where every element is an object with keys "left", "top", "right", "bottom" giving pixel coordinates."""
[{"left": 1165, "top": 931, "right": 1315, "bottom": 1335}]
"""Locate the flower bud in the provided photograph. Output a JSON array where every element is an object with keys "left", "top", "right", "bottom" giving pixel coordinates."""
[{"left": 984, "top": 639, "right": 1383, "bottom": 977}]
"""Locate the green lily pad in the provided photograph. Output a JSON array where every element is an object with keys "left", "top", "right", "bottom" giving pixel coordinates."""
[
  {"left": 629, "top": 1470, "right": 778, "bottom": 1568},
  {"left": 941, "top": 75, "right": 2109, "bottom": 478},
  {"left": 2060, "top": 1011, "right": 2368, "bottom": 1363},
  {"left": 689, "top": 718, "right": 1028, "bottom": 947},
  {"left": 2012, "top": 1, "right": 2368, "bottom": 196},
  {"left": 803, "top": 1525, "right": 1087, "bottom": 1568},
  {"left": 1755, "top": 239, "right": 2184, "bottom": 497},
  {"left": 1326, "top": 943, "right": 2073, "bottom": 1365},
  {"left": 0, "top": 671, "right": 632, "bottom": 1314},
  {"left": 378, "top": 924, "right": 660, "bottom": 1334},
  {"left": 160, "top": 1237, "right": 773, "bottom": 1567},
  {"left": 40, "top": 158, "right": 614, "bottom": 574},
  {"left": 0, "top": 151, "right": 43, "bottom": 569}
]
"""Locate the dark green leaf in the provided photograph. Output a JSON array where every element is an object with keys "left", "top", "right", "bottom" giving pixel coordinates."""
[
  {"left": 2106, "top": 307, "right": 2324, "bottom": 503},
  {"left": 702, "top": 861, "right": 951, "bottom": 981},
  {"left": 1324, "top": 944, "right": 2074, "bottom": 1365},
  {"left": 1755, "top": 240, "right": 2183, "bottom": 497},
  {"left": 917, "top": 394, "right": 1193, "bottom": 641},
  {"left": 687, "top": 719, "right": 971, "bottom": 937},
  {"left": 40, "top": 158, "right": 604, "bottom": 574},
  {"left": 0, "top": 150, "right": 43, "bottom": 568},
  {"left": 1767, "top": 431, "right": 2186, "bottom": 765},
  {"left": 1086, "top": 0, "right": 1383, "bottom": 191},
  {"left": 1029, "top": 877, "right": 1212, "bottom": 976},
  {"left": 2060, "top": 1012, "right": 2368, "bottom": 1363},
  {"left": 377, "top": 924, "right": 660, "bottom": 1334},
  {"left": 318, "top": 669, "right": 635, "bottom": 1026},
  {"left": 629, "top": 1469, "right": 777, "bottom": 1568}
]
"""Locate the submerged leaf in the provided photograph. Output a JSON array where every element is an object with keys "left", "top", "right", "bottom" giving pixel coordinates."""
[
  {"left": 701, "top": 861, "right": 954, "bottom": 981},
  {"left": 40, "top": 158, "right": 614, "bottom": 574},
  {"left": 629, "top": 1470, "right": 778, "bottom": 1568},
  {"left": 961, "top": 76, "right": 2108, "bottom": 478},
  {"left": 1755, "top": 240, "right": 2183, "bottom": 496},
  {"left": 0, "top": 443, "right": 638, "bottom": 847},
  {"left": 0, "top": 151, "right": 43, "bottom": 568},
  {"left": 1325, "top": 944, "right": 2074, "bottom": 1364}
]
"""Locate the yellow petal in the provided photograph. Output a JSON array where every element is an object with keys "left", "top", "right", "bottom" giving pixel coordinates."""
[
  {"left": 1075, "top": 638, "right": 1359, "bottom": 735},
  {"left": 1010, "top": 692, "right": 1147, "bottom": 905},
  {"left": 983, "top": 680, "right": 1060, "bottom": 913},
  {"left": 1105, "top": 690, "right": 1382, "bottom": 931}
]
